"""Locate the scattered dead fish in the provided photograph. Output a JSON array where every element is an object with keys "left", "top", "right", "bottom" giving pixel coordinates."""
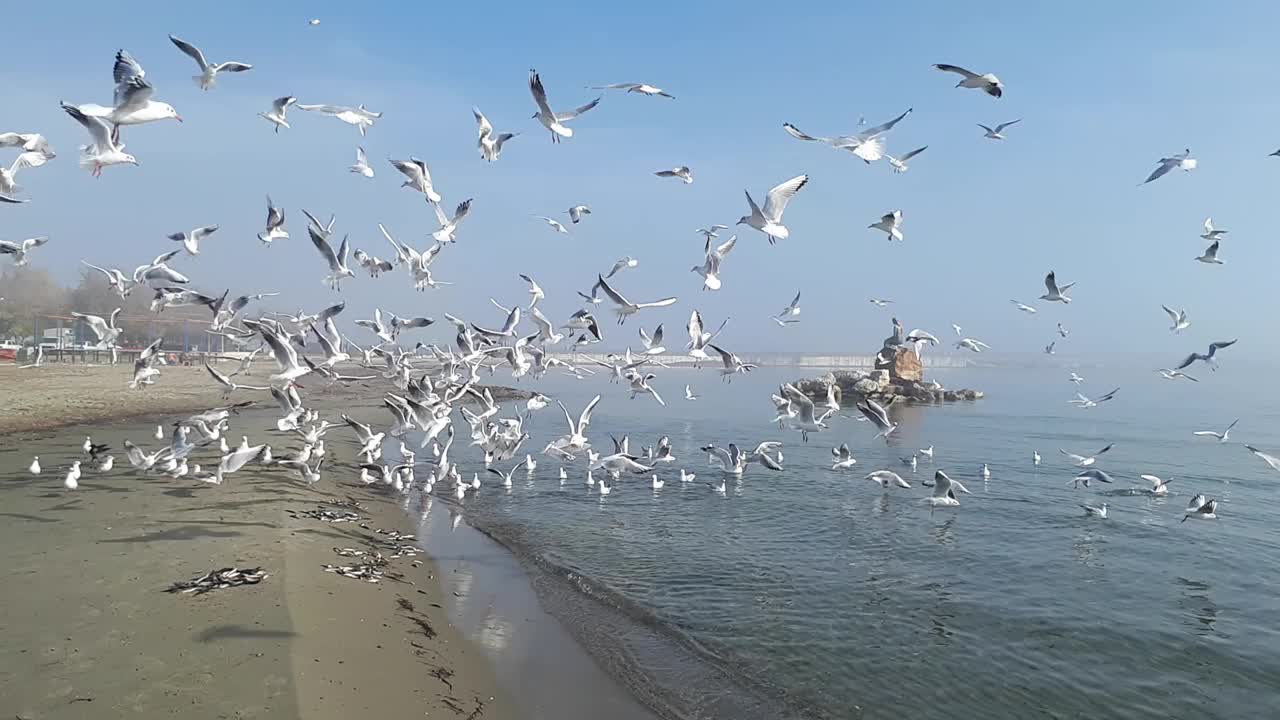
[
  {"left": 322, "top": 563, "right": 384, "bottom": 582},
  {"left": 290, "top": 507, "right": 362, "bottom": 523},
  {"left": 166, "top": 567, "right": 268, "bottom": 595}
]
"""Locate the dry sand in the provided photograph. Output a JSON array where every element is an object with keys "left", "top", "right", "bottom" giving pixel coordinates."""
[{"left": 0, "top": 374, "right": 518, "bottom": 719}]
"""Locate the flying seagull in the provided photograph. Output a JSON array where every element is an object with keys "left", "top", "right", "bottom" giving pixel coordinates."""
[
  {"left": 1068, "top": 388, "right": 1119, "bottom": 409},
  {"left": 259, "top": 96, "right": 296, "bottom": 132},
  {"left": 655, "top": 166, "right": 693, "bottom": 184},
  {"left": 738, "top": 175, "right": 808, "bottom": 245},
  {"left": 529, "top": 69, "right": 600, "bottom": 143},
  {"left": 1010, "top": 300, "right": 1037, "bottom": 314},
  {"left": 887, "top": 146, "right": 928, "bottom": 174},
  {"left": 869, "top": 210, "right": 904, "bottom": 242},
  {"left": 259, "top": 195, "right": 288, "bottom": 244},
  {"left": 1174, "top": 339, "right": 1237, "bottom": 371},
  {"left": 296, "top": 104, "right": 382, "bottom": 136},
  {"left": 1059, "top": 443, "right": 1113, "bottom": 467},
  {"left": 1195, "top": 240, "right": 1223, "bottom": 265},
  {"left": 1040, "top": 271, "right": 1075, "bottom": 303},
  {"left": 473, "top": 106, "right": 518, "bottom": 162},
  {"left": 567, "top": 205, "right": 591, "bottom": 224},
  {"left": 0, "top": 236, "right": 49, "bottom": 266},
  {"left": 389, "top": 157, "right": 441, "bottom": 203},
  {"left": 933, "top": 64, "right": 1004, "bottom": 97},
  {"left": 534, "top": 215, "right": 569, "bottom": 234},
  {"left": 1200, "top": 218, "right": 1228, "bottom": 240},
  {"left": 588, "top": 82, "right": 675, "bottom": 99},
  {"left": 308, "top": 227, "right": 354, "bottom": 291},
  {"left": 1193, "top": 419, "right": 1239, "bottom": 443},
  {"left": 169, "top": 35, "right": 252, "bottom": 90},
  {"left": 168, "top": 224, "right": 219, "bottom": 256},
  {"left": 1162, "top": 305, "right": 1190, "bottom": 333},
  {"left": 60, "top": 103, "right": 137, "bottom": 176},
  {"left": 1141, "top": 149, "right": 1196, "bottom": 185},
  {"left": 596, "top": 274, "right": 677, "bottom": 324},
  {"left": 979, "top": 119, "right": 1021, "bottom": 139},
  {"left": 922, "top": 470, "right": 971, "bottom": 507},
  {"left": 349, "top": 147, "right": 374, "bottom": 177},
  {"left": 1244, "top": 445, "right": 1280, "bottom": 473}
]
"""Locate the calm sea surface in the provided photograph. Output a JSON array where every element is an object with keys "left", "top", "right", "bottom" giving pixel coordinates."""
[{"left": 440, "top": 363, "right": 1280, "bottom": 720}]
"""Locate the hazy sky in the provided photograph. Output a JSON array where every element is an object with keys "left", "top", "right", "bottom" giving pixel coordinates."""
[{"left": 4, "top": 1, "right": 1280, "bottom": 359}]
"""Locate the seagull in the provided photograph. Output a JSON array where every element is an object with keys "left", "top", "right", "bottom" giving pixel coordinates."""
[
  {"left": 588, "top": 82, "right": 675, "bottom": 99},
  {"left": 1244, "top": 445, "right": 1280, "bottom": 473},
  {"left": 710, "top": 344, "right": 757, "bottom": 383},
  {"left": 168, "top": 225, "right": 219, "bottom": 256},
  {"left": 29, "top": 456, "right": 41, "bottom": 475},
  {"left": 655, "top": 166, "right": 693, "bottom": 184},
  {"left": 979, "top": 119, "right": 1021, "bottom": 139},
  {"left": 1011, "top": 300, "right": 1037, "bottom": 314},
  {"left": 887, "top": 146, "right": 928, "bottom": 174},
  {"left": 1039, "top": 271, "right": 1075, "bottom": 303},
  {"left": 702, "top": 442, "right": 783, "bottom": 475},
  {"left": 1162, "top": 305, "right": 1190, "bottom": 333},
  {"left": 1068, "top": 372, "right": 1085, "bottom": 385},
  {"left": 856, "top": 397, "right": 897, "bottom": 440},
  {"left": 1194, "top": 419, "right": 1239, "bottom": 443},
  {"left": 684, "top": 385, "right": 697, "bottom": 401},
  {"left": 1174, "top": 339, "right": 1237, "bottom": 371},
  {"left": 0, "top": 237, "right": 49, "bottom": 266},
  {"left": 933, "top": 64, "right": 1003, "bottom": 97},
  {"left": 831, "top": 443, "right": 857, "bottom": 470},
  {"left": 596, "top": 274, "right": 677, "bottom": 324},
  {"left": 868, "top": 210, "right": 904, "bottom": 242},
  {"left": 951, "top": 323, "right": 963, "bottom": 337},
  {"left": 692, "top": 234, "right": 736, "bottom": 291},
  {"left": 1157, "top": 368, "right": 1199, "bottom": 382},
  {"left": 0, "top": 132, "right": 56, "bottom": 157},
  {"left": 776, "top": 291, "right": 801, "bottom": 322},
  {"left": 205, "top": 362, "right": 269, "bottom": 398},
  {"left": 389, "top": 157, "right": 441, "bottom": 203},
  {"left": 1080, "top": 503, "right": 1108, "bottom": 519},
  {"left": 349, "top": 147, "right": 374, "bottom": 177},
  {"left": 0, "top": 193, "right": 26, "bottom": 204},
  {"left": 0, "top": 151, "right": 48, "bottom": 198},
  {"left": 1033, "top": 450, "right": 1041, "bottom": 466},
  {"left": 473, "top": 107, "right": 518, "bottom": 162},
  {"left": 605, "top": 256, "right": 638, "bottom": 279},
  {"left": 1182, "top": 495, "right": 1218, "bottom": 522},
  {"left": 696, "top": 225, "right": 729, "bottom": 243},
  {"left": 1044, "top": 342, "right": 1056, "bottom": 355},
  {"left": 869, "top": 298, "right": 893, "bottom": 307},
  {"left": 1060, "top": 443, "right": 1114, "bottom": 467},
  {"left": 71, "top": 308, "right": 122, "bottom": 359},
  {"left": 1072, "top": 469, "right": 1115, "bottom": 489},
  {"left": 781, "top": 383, "right": 830, "bottom": 442},
  {"left": 65, "top": 50, "right": 182, "bottom": 127},
  {"left": 1201, "top": 218, "right": 1228, "bottom": 241},
  {"left": 1057, "top": 323, "right": 1070, "bottom": 338},
  {"left": 259, "top": 96, "right": 296, "bottom": 132},
  {"left": 866, "top": 470, "right": 911, "bottom": 489},
  {"left": 245, "top": 320, "right": 311, "bottom": 385},
  {"left": 169, "top": 35, "right": 253, "bottom": 90},
  {"left": 627, "top": 372, "right": 665, "bottom": 406},
  {"left": 60, "top": 103, "right": 137, "bottom": 177},
  {"left": 308, "top": 228, "right": 354, "bottom": 291},
  {"left": 258, "top": 195, "right": 289, "bottom": 244},
  {"left": 956, "top": 338, "right": 990, "bottom": 353},
  {"left": 1141, "top": 149, "right": 1197, "bottom": 185},
  {"left": 1069, "top": 388, "right": 1119, "bottom": 408},
  {"left": 638, "top": 324, "right": 665, "bottom": 355},
  {"left": 566, "top": 205, "right": 592, "bottom": 224},
  {"left": 1140, "top": 474, "right": 1172, "bottom": 495},
  {"left": 529, "top": 69, "right": 600, "bottom": 143},
  {"left": 738, "top": 174, "right": 809, "bottom": 245},
  {"left": 923, "top": 470, "right": 971, "bottom": 507},
  {"left": 129, "top": 338, "right": 164, "bottom": 389},
  {"left": 549, "top": 395, "right": 602, "bottom": 452},
  {"left": 432, "top": 199, "right": 472, "bottom": 243},
  {"left": 64, "top": 461, "right": 82, "bottom": 490},
  {"left": 535, "top": 216, "right": 569, "bottom": 234},
  {"left": 1195, "top": 240, "right": 1223, "bottom": 264},
  {"left": 781, "top": 109, "right": 910, "bottom": 163},
  {"left": 296, "top": 104, "right": 382, "bottom": 136},
  {"left": 686, "top": 310, "right": 728, "bottom": 362}
]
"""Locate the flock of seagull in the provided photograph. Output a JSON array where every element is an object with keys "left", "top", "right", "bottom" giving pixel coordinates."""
[{"left": 5, "top": 36, "right": 1275, "bottom": 529}]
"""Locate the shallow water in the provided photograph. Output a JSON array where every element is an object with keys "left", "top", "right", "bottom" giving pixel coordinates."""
[{"left": 446, "top": 364, "right": 1280, "bottom": 720}]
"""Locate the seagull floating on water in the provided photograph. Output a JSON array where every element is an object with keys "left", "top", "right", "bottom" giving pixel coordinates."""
[{"left": 1182, "top": 495, "right": 1218, "bottom": 522}]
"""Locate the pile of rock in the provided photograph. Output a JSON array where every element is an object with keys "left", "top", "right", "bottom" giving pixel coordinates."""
[{"left": 793, "top": 366, "right": 983, "bottom": 406}]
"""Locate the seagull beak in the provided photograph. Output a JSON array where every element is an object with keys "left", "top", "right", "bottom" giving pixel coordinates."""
[{"left": 175, "top": 115, "right": 184, "bottom": 123}]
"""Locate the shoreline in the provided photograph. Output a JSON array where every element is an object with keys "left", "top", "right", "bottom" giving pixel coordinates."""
[{"left": 1, "top": 406, "right": 515, "bottom": 719}]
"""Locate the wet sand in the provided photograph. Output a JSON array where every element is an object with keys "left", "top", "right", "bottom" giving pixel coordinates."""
[{"left": 0, "top": 408, "right": 515, "bottom": 720}]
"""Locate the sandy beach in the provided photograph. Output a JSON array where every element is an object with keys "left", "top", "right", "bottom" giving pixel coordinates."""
[{"left": 0, "top": 381, "right": 516, "bottom": 719}]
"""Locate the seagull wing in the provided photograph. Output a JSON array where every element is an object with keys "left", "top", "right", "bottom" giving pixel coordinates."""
[
  {"left": 1044, "top": 271, "right": 1060, "bottom": 295},
  {"left": 596, "top": 274, "right": 631, "bottom": 308},
  {"left": 308, "top": 227, "right": 341, "bottom": 272},
  {"left": 782, "top": 123, "right": 831, "bottom": 144},
  {"left": 933, "top": 63, "right": 981, "bottom": 80},
  {"left": 577, "top": 394, "right": 602, "bottom": 433},
  {"left": 761, "top": 175, "right": 809, "bottom": 222},
  {"left": 555, "top": 97, "right": 601, "bottom": 121},
  {"left": 168, "top": 35, "right": 209, "bottom": 71},
  {"left": 995, "top": 119, "right": 1022, "bottom": 132}
]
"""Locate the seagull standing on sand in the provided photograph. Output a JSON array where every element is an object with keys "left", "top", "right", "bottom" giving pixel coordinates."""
[
  {"left": 979, "top": 119, "right": 1021, "bottom": 139},
  {"left": 259, "top": 96, "right": 296, "bottom": 132},
  {"left": 933, "top": 64, "right": 1004, "bottom": 97},
  {"left": 1040, "top": 271, "right": 1075, "bottom": 303},
  {"left": 869, "top": 210, "right": 904, "bottom": 242},
  {"left": 738, "top": 175, "right": 809, "bottom": 245},
  {"left": 1141, "top": 149, "right": 1196, "bottom": 185},
  {"left": 1194, "top": 419, "right": 1239, "bottom": 443},
  {"left": 169, "top": 35, "right": 253, "bottom": 90},
  {"left": 529, "top": 70, "right": 600, "bottom": 143}
]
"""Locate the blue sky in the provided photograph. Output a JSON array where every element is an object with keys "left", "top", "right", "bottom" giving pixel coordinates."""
[{"left": 4, "top": 1, "right": 1280, "bottom": 359}]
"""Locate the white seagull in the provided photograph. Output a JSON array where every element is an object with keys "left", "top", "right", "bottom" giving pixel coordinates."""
[
  {"left": 297, "top": 104, "right": 382, "bottom": 136},
  {"left": 1200, "top": 218, "right": 1228, "bottom": 241},
  {"left": 349, "top": 147, "right": 374, "bottom": 178},
  {"left": 389, "top": 157, "right": 441, "bottom": 203},
  {"left": 856, "top": 397, "right": 897, "bottom": 439},
  {"left": 887, "top": 146, "right": 928, "bottom": 174},
  {"left": 258, "top": 195, "right": 288, "bottom": 244},
  {"left": 866, "top": 470, "right": 911, "bottom": 489},
  {"left": 535, "top": 215, "right": 570, "bottom": 234},
  {"left": 473, "top": 107, "right": 518, "bottom": 162},
  {"left": 775, "top": 291, "right": 801, "bottom": 323},
  {"left": 868, "top": 210, "right": 904, "bottom": 242},
  {"left": 831, "top": 443, "right": 857, "bottom": 470},
  {"left": 979, "top": 119, "right": 1021, "bottom": 139},
  {"left": 1174, "top": 339, "right": 1237, "bottom": 371},
  {"left": 1195, "top": 240, "right": 1223, "bottom": 265},
  {"left": 1069, "top": 388, "right": 1119, "bottom": 409},
  {"left": 588, "top": 82, "right": 675, "bottom": 99},
  {"left": 1040, "top": 271, "right": 1075, "bottom": 303},
  {"left": 1140, "top": 474, "right": 1172, "bottom": 495},
  {"left": 606, "top": 256, "right": 638, "bottom": 279},
  {"left": 596, "top": 274, "right": 677, "bottom": 324},
  {"left": 68, "top": 50, "right": 182, "bottom": 127},
  {"left": 169, "top": 35, "right": 253, "bottom": 90},
  {"left": 308, "top": 228, "right": 354, "bottom": 291},
  {"left": 259, "top": 96, "right": 296, "bottom": 132},
  {"left": 1141, "top": 149, "right": 1197, "bottom": 185},
  {"left": 168, "top": 224, "right": 219, "bottom": 256},
  {"left": 1, "top": 237, "right": 49, "bottom": 267},
  {"left": 567, "top": 205, "right": 592, "bottom": 224},
  {"left": 1010, "top": 300, "right": 1037, "bottom": 314},
  {"left": 1244, "top": 445, "right": 1280, "bottom": 473},
  {"left": 956, "top": 337, "right": 991, "bottom": 353},
  {"left": 1162, "top": 305, "right": 1190, "bottom": 333},
  {"left": 1072, "top": 469, "right": 1115, "bottom": 489},
  {"left": 655, "top": 166, "right": 693, "bottom": 184},
  {"left": 923, "top": 470, "right": 971, "bottom": 507},
  {"left": 529, "top": 69, "right": 600, "bottom": 143},
  {"left": 1193, "top": 419, "right": 1239, "bottom": 443},
  {"left": 738, "top": 175, "right": 809, "bottom": 245},
  {"left": 1182, "top": 495, "right": 1218, "bottom": 522},
  {"left": 432, "top": 199, "right": 473, "bottom": 243},
  {"left": 1080, "top": 503, "right": 1108, "bottom": 519},
  {"left": 61, "top": 103, "right": 137, "bottom": 177},
  {"left": 933, "top": 64, "right": 1004, "bottom": 97},
  {"left": 1059, "top": 443, "right": 1114, "bottom": 467}
]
